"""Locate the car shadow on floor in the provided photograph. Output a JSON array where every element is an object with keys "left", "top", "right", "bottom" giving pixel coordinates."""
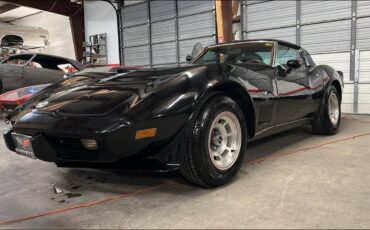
[{"left": 56, "top": 125, "right": 317, "bottom": 196}]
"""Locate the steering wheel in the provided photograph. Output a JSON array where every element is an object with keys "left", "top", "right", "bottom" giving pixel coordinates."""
[{"left": 245, "top": 59, "right": 263, "bottom": 64}]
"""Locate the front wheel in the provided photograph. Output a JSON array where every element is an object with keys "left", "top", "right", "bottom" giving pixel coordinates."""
[
  {"left": 311, "top": 85, "right": 341, "bottom": 135},
  {"left": 180, "top": 95, "right": 247, "bottom": 187}
]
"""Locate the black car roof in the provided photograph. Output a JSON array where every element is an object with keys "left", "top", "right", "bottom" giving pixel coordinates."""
[{"left": 207, "top": 39, "right": 301, "bottom": 50}]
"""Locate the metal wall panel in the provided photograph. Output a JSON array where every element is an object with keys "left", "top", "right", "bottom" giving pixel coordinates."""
[
  {"left": 123, "top": 24, "right": 148, "bottom": 47},
  {"left": 178, "top": 11, "right": 216, "bottom": 40},
  {"left": 358, "top": 84, "right": 370, "bottom": 113},
  {"left": 357, "top": 0, "right": 370, "bottom": 17},
  {"left": 122, "top": 3, "right": 148, "bottom": 27},
  {"left": 245, "top": 0, "right": 269, "bottom": 5},
  {"left": 359, "top": 51, "right": 370, "bottom": 83},
  {"left": 311, "top": 52, "right": 351, "bottom": 83},
  {"left": 123, "top": 45, "right": 150, "bottom": 66},
  {"left": 177, "top": 0, "right": 214, "bottom": 17},
  {"left": 301, "top": 20, "right": 351, "bottom": 54},
  {"left": 301, "top": 1, "right": 351, "bottom": 25},
  {"left": 179, "top": 36, "right": 215, "bottom": 64},
  {"left": 245, "top": 27, "right": 296, "bottom": 44},
  {"left": 244, "top": 1, "right": 296, "bottom": 32},
  {"left": 152, "top": 42, "right": 177, "bottom": 65},
  {"left": 356, "top": 17, "right": 370, "bottom": 50},
  {"left": 150, "top": 0, "right": 175, "bottom": 22},
  {"left": 151, "top": 20, "right": 176, "bottom": 44},
  {"left": 121, "top": 0, "right": 216, "bottom": 67}
]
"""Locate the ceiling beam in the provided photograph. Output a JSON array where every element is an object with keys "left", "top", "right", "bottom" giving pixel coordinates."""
[
  {"left": 0, "top": 3, "right": 19, "bottom": 14},
  {"left": 2, "top": 0, "right": 84, "bottom": 61}
]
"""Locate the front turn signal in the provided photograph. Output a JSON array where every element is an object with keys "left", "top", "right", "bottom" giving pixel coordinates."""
[{"left": 135, "top": 128, "right": 157, "bottom": 140}]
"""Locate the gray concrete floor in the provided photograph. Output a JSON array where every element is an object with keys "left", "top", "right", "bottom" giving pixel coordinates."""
[{"left": 1, "top": 115, "right": 370, "bottom": 229}]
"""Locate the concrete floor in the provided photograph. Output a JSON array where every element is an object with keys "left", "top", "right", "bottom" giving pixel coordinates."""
[{"left": 1, "top": 114, "right": 370, "bottom": 229}]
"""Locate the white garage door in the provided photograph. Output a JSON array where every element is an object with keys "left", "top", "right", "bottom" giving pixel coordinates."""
[{"left": 242, "top": 0, "right": 370, "bottom": 114}]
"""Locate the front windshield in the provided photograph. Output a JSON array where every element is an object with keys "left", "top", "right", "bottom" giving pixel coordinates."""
[{"left": 193, "top": 42, "right": 274, "bottom": 66}]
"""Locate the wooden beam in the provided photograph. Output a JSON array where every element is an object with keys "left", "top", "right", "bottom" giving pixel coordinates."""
[
  {"left": 0, "top": 3, "right": 19, "bottom": 14},
  {"left": 216, "top": 0, "right": 233, "bottom": 43}
]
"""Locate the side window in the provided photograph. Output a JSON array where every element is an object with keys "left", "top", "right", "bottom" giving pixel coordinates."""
[{"left": 276, "top": 44, "right": 303, "bottom": 66}]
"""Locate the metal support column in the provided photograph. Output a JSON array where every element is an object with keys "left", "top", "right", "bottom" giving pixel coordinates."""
[
  {"left": 350, "top": 0, "right": 358, "bottom": 113},
  {"left": 147, "top": 0, "right": 153, "bottom": 67},
  {"left": 175, "top": 0, "right": 180, "bottom": 66},
  {"left": 296, "top": 0, "right": 301, "bottom": 45},
  {"left": 240, "top": 0, "right": 244, "bottom": 40}
]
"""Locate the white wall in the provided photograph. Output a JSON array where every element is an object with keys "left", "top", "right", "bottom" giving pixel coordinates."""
[
  {"left": 12, "top": 12, "right": 76, "bottom": 59},
  {"left": 84, "top": 1, "right": 120, "bottom": 64}
]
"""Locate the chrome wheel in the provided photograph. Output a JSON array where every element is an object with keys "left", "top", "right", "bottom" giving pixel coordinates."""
[
  {"left": 208, "top": 111, "right": 242, "bottom": 171},
  {"left": 328, "top": 92, "right": 340, "bottom": 126}
]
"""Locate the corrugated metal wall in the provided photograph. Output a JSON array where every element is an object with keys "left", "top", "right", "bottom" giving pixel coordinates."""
[
  {"left": 120, "top": 0, "right": 216, "bottom": 68},
  {"left": 241, "top": 0, "right": 370, "bottom": 114}
]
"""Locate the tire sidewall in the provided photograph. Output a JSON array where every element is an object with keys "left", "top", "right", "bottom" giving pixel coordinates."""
[
  {"left": 191, "top": 96, "right": 247, "bottom": 187},
  {"left": 323, "top": 86, "right": 341, "bottom": 132}
]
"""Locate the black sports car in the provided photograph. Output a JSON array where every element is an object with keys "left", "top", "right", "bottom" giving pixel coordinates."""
[{"left": 4, "top": 40, "right": 343, "bottom": 187}]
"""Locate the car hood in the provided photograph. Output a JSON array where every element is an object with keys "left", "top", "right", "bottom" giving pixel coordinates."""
[{"left": 23, "top": 65, "right": 200, "bottom": 116}]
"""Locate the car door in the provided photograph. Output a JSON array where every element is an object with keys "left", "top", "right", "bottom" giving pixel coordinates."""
[
  {"left": 274, "top": 43, "right": 316, "bottom": 124},
  {"left": 229, "top": 42, "right": 278, "bottom": 133},
  {"left": 0, "top": 63, "right": 23, "bottom": 92},
  {"left": 22, "top": 55, "right": 65, "bottom": 87}
]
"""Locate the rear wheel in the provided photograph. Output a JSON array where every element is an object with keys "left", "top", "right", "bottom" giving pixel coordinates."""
[
  {"left": 179, "top": 95, "right": 247, "bottom": 187},
  {"left": 311, "top": 85, "right": 341, "bottom": 135}
]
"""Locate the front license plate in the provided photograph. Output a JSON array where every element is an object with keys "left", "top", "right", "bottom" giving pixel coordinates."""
[{"left": 11, "top": 133, "right": 37, "bottom": 160}]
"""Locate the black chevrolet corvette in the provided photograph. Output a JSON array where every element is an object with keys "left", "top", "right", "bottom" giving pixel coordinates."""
[{"left": 4, "top": 40, "right": 343, "bottom": 187}]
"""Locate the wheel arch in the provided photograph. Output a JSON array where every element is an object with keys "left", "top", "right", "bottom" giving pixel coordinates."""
[
  {"left": 206, "top": 81, "right": 256, "bottom": 138},
  {"left": 331, "top": 80, "right": 342, "bottom": 102}
]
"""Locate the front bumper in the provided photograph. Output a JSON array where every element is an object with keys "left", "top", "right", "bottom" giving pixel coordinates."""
[{"left": 4, "top": 112, "right": 188, "bottom": 163}]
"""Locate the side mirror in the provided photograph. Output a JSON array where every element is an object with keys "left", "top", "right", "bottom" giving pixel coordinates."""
[
  {"left": 186, "top": 54, "right": 193, "bottom": 62},
  {"left": 287, "top": 59, "right": 301, "bottom": 69}
]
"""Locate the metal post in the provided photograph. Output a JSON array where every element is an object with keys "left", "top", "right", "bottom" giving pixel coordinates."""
[
  {"left": 175, "top": 0, "right": 180, "bottom": 66},
  {"left": 350, "top": 0, "right": 357, "bottom": 81},
  {"left": 147, "top": 0, "right": 153, "bottom": 67},
  {"left": 240, "top": 0, "right": 244, "bottom": 40},
  {"left": 350, "top": 0, "right": 358, "bottom": 113},
  {"left": 296, "top": 0, "right": 301, "bottom": 45}
]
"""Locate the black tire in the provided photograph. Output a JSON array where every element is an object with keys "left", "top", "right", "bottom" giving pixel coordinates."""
[
  {"left": 179, "top": 95, "right": 247, "bottom": 187},
  {"left": 311, "top": 85, "right": 341, "bottom": 135}
]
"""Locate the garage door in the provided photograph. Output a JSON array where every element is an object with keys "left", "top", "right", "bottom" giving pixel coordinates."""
[
  {"left": 120, "top": 0, "right": 216, "bottom": 67},
  {"left": 242, "top": 0, "right": 370, "bottom": 114}
]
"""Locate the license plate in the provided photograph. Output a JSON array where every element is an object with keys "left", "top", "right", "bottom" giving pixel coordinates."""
[{"left": 11, "top": 133, "right": 36, "bottom": 160}]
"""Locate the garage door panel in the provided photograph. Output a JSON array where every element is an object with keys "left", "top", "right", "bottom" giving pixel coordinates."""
[
  {"left": 310, "top": 52, "right": 351, "bottom": 83},
  {"left": 357, "top": 0, "right": 370, "bottom": 17},
  {"left": 123, "top": 24, "right": 148, "bottom": 47},
  {"left": 356, "top": 18, "right": 370, "bottom": 51},
  {"left": 150, "top": 0, "right": 175, "bottom": 22},
  {"left": 359, "top": 51, "right": 370, "bottom": 83},
  {"left": 245, "top": 27, "right": 296, "bottom": 44},
  {"left": 151, "top": 20, "right": 176, "bottom": 44},
  {"left": 179, "top": 36, "right": 215, "bottom": 64},
  {"left": 244, "top": 1, "right": 296, "bottom": 32},
  {"left": 152, "top": 42, "right": 176, "bottom": 65},
  {"left": 123, "top": 45, "right": 150, "bottom": 66},
  {"left": 301, "top": 1, "right": 351, "bottom": 24},
  {"left": 178, "top": 11, "right": 216, "bottom": 40},
  {"left": 301, "top": 20, "right": 351, "bottom": 54},
  {"left": 122, "top": 3, "right": 148, "bottom": 27},
  {"left": 358, "top": 104, "right": 370, "bottom": 114},
  {"left": 178, "top": 0, "right": 214, "bottom": 17},
  {"left": 341, "top": 103, "right": 354, "bottom": 113}
]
